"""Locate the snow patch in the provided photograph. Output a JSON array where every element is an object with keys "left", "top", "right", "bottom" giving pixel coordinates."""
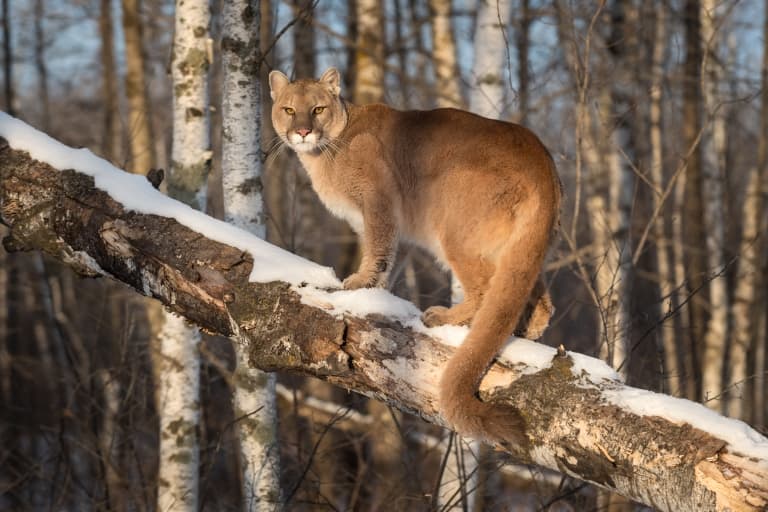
[
  {"left": 604, "top": 387, "right": 768, "bottom": 462},
  {"left": 0, "top": 112, "right": 339, "bottom": 289},
  {"left": 300, "top": 286, "right": 421, "bottom": 322},
  {"left": 569, "top": 352, "right": 623, "bottom": 383}
]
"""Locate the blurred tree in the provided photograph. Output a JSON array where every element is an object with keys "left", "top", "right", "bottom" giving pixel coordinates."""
[
  {"left": 733, "top": 0, "right": 768, "bottom": 426},
  {"left": 1, "top": 0, "right": 13, "bottom": 115},
  {"left": 99, "top": 0, "right": 122, "bottom": 164},
  {"left": 33, "top": 0, "right": 49, "bottom": 131},
  {"left": 682, "top": 0, "right": 707, "bottom": 402},
  {"left": 700, "top": 0, "right": 729, "bottom": 413},
  {"left": 513, "top": 0, "right": 531, "bottom": 123},
  {"left": 428, "top": 0, "right": 463, "bottom": 108},
  {"left": 121, "top": 0, "right": 155, "bottom": 174}
]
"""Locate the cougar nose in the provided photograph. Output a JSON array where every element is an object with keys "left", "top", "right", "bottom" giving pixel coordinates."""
[{"left": 296, "top": 127, "right": 312, "bottom": 137}]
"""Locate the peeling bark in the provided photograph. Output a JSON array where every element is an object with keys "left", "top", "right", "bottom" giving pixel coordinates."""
[{"left": 1, "top": 139, "right": 767, "bottom": 512}]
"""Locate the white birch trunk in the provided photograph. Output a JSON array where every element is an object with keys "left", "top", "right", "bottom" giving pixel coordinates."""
[
  {"left": 156, "top": 2, "right": 211, "bottom": 509},
  {"left": 221, "top": 1, "right": 282, "bottom": 509},
  {"left": 428, "top": 0, "right": 463, "bottom": 108},
  {"left": 168, "top": 0, "right": 212, "bottom": 210},
  {"left": 157, "top": 314, "right": 201, "bottom": 512},
  {"left": 469, "top": 0, "right": 512, "bottom": 119},
  {"left": 699, "top": 0, "right": 729, "bottom": 412}
]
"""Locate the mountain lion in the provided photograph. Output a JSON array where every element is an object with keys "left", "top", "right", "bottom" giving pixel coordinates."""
[{"left": 269, "top": 68, "right": 561, "bottom": 447}]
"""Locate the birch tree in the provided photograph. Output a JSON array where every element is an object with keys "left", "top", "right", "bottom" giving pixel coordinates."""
[
  {"left": 221, "top": 1, "right": 282, "bottom": 509},
  {"left": 469, "top": 0, "right": 512, "bottom": 118},
  {"left": 155, "top": 1, "right": 211, "bottom": 509}
]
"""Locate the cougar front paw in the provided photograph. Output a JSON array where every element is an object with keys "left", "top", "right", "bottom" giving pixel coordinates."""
[{"left": 342, "top": 272, "right": 378, "bottom": 290}]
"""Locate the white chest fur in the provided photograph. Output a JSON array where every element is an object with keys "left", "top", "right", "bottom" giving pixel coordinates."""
[
  {"left": 299, "top": 154, "right": 365, "bottom": 233},
  {"left": 322, "top": 197, "right": 364, "bottom": 233}
]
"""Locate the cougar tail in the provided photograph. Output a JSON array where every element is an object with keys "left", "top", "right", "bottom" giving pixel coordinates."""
[{"left": 438, "top": 196, "right": 557, "bottom": 448}]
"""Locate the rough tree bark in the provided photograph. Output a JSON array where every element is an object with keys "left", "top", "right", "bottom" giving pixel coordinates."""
[{"left": 1, "top": 122, "right": 766, "bottom": 512}]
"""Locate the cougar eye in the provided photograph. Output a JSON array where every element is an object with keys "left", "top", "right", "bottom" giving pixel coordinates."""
[
  {"left": 313, "top": 106, "right": 326, "bottom": 115},
  {"left": 283, "top": 107, "right": 295, "bottom": 115}
]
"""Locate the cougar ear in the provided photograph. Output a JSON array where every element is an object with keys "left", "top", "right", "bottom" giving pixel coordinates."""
[
  {"left": 269, "top": 70, "right": 290, "bottom": 100},
  {"left": 319, "top": 67, "right": 341, "bottom": 96}
]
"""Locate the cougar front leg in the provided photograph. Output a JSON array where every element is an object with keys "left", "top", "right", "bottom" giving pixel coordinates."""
[{"left": 343, "top": 196, "right": 398, "bottom": 290}]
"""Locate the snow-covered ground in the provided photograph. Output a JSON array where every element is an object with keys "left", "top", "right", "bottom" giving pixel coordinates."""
[{"left": 1, "top": 111, "right": 767, "bottom": 462}]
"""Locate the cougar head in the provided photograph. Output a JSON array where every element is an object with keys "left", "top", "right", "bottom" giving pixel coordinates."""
[{"left": 269, "top": 67, "right": 347, "bottom": 154}]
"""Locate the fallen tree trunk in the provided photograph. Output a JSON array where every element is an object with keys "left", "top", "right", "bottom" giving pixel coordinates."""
[{"left": 0, "top": 116, "right": 766, "bottom": 511}]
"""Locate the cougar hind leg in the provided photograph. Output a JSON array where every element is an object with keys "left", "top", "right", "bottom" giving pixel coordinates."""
[
  {"left": 514, "top": 278, "right": 554, "bottom": 340},
  {"left": 421, "top": 246, "right": 495, "bottom": 328}
]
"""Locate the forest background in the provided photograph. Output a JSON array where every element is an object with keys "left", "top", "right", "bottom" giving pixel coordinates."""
[{"left": 0, "top": 0, "right": 767, "bottom": 510}]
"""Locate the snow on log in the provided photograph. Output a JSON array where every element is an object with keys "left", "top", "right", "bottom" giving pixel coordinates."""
[{"left": 0, "top": 113, "right": 766, "bottom": 511}]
